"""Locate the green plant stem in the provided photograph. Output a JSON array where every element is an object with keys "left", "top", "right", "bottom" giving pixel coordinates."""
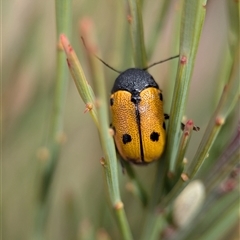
[
  {"left": 60, "top": 35, "right": 99, "bottom": 128},
  {"left": 227, "top": 0, "right": 239, "bottom": 55},
  {"left": 145, "top": 214, "right": 167, "bottom": 240},
  {"left": 34, "top": 1, "right": 72, "bottom": 239},
  {"left": 109, "top": 1, "right": 132, "bottom": 70},
  {"left": 124, "top": 162, "right": 148, "bottom": 207},
  {"left": 147, "top": 1, "right": 171, "bottom": 59},
  {"left": 172, "top": 120, "right": 194, "bottom": 183},
  {"left": 89, "top": 42, "right": 133, "bottom": 240},
  {"left": 50, "top": 0, "right": 72, "bottom": 139},
  {"left": 114, "top": 207, "right": 133, "bottom": 240},
  {"left": 127, "top": 0, "right": 147, "bottom": 68},
  {"left": 212, "top": 0, "right": 239, "bottom": 109},
  {"left": 203, "top": 124, "right": 240, "bottom": 194},
  {"left": 140, "top": 158, "right": 167, "bottom": 240},
  {"left": 185, "top": 45, "right": 239, "bottom": 178},
  {"left": 166, "top": 0, "right": 207, "bottom": 174}
]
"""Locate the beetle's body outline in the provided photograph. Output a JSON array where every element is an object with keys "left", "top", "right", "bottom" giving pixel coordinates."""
[{"left": 110, "top": 68, "right": 166, "bottom": 164}]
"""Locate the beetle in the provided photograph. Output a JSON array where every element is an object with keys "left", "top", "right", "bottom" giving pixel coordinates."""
[
  {"left": 108, "top": 58, "right": 199, "bottom": 165},
  {"left": 110, "top": 68, "right": 166, "bottom": 164},
  {"left": 92, "top": 52, "right": 199, "bottom": 164}
]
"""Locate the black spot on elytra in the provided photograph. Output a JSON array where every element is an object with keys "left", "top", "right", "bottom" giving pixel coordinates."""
[
  {"left": 110, "top": 97, "right": 114, "bottom": 106},
  {"left": 150, "top": 131, "right": 160, "bottom": 142},
  {"left": 163, "top": 122, "right": 166, "bottom": 130},
  {"left": 122, "top": 134, "right": 132, "bottom": 144},
  {"left": 159, "top": 92, "right": 163, "bottom": 101}
]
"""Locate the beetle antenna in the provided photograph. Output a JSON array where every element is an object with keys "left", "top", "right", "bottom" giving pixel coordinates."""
[
  {"left": 94, "top": 55, "right": 122, "bottom": 74},
  {"left": 142, "top": 55, "right": 180, "bottom": 71},
  {"left": 81, "top": 37, "right": 121, "bottom": 74}
]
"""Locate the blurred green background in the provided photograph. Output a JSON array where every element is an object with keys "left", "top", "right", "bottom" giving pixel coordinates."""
[{"left": 2, "top": 0, "right": 238, "bottom": 239}]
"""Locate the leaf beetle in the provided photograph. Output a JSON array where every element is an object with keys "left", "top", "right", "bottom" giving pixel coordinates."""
[
  {"left": 94, "top": 53, "right": 199, "bottom": 165},
  {"left": 110, "top": 68, "right": 166, "bottom": 164},
  {"left": 107, "top": 56, "right": 180, "bottom": 164}
]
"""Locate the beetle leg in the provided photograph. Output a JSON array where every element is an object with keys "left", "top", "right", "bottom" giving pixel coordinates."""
[
  {"left": 164, "top": 113, "right": 170, "bottom": 120},
  {"left": 181, "top": 122, "right": 200, "bottom": 131},
  {"left": 164, "top": 113, "right": 200, "bottom": 132}
]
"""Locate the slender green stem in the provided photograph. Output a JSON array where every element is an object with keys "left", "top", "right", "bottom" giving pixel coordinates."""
[
  {"left": 60, "top": 35, "right": 99, "bottom": 128},
  {"left": 140, "top": 158, "right": 167, "bottom": 240},
  {"left": 52, "top": 0, "right": 72, "bottom": 138},
  {"left": 203, "top": 124, "right": 240, "bottom": 194},
  {"left": 91, "top": 58, "right": 121, "bottom": 206},
  {"left": 109, "top": 1, "right": 132, "bottom": 70},
  {"left": 175, "top": 120, "right": 193, "bottom": 169},
  {"left": 227, "top": 0, "right": 239, "bottom": 55},
  {"left": 115, "top": 207, "right": 133, "bottom": 240},
  {"left": 185, "top": 45, "right": 239, "bottom": 178},
  {"left": 166, "top": 0, "right": 207, "bottom": 174},
  {"left": 127, "top": 0, "right": 147, "bottom": 68},
  {"left": 35, "top": 0, "right": 72, "bottom": 239},
  {"left": 79, "top": 24, "right": 121, "bottom": 204},
  {"left": 87, "top": 37, "right": 133, "bottom": 240},
  {"left": 147, "top": 1, "right": 171, "bottom": 59},
  {"left": 145, "top": 214, "right": 167, "bottom": 240},
  {"left": 124, "top": 161, "right": 148, "bottom": 207},
  {"left": 212, "top": 0, "right": 239, "bottom": 109},
  {"left": 171, "top": 119, "right": 194, "bottom": 185}
]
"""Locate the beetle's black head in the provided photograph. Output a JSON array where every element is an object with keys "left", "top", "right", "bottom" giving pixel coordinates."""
[{"left": 111, "top": 68, "right": 159, "bottom": 94}]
